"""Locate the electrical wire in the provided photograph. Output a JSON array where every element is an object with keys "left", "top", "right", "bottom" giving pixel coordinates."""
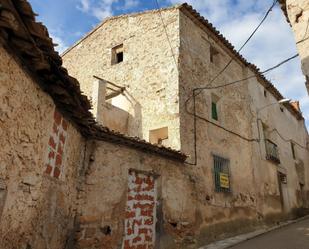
[
  {"left": 188, "top": 0, "right": 279, "bottom": 104},
  {"left": 270, "top": 128, "right": 308, "bottom": 150},
  {"left": 185, "top": 52, "right": 299, "bottom": 165},
  {"left": 153, "top": 0, "right": 306, "bottom": 164},
  {"left": 296, "top": 17, "right": 309, "bottom": 44},
  {"left": 154, "top": 0, "right": 178, "bottom": 69},
  {"left": 195, "top": 53, "right": 298, "bottom": 91}
]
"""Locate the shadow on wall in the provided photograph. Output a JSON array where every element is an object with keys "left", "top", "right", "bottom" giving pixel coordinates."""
[{"left": 113, "top": 89, "right": 143, "bottom": 138}]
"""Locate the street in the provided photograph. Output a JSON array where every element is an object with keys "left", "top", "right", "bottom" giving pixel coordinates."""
[{"left": 229, "top": 218, "right": 309, "bottom": 249}]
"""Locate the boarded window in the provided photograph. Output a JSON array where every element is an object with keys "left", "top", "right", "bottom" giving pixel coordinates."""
[
  {"left": 111, "top": 44, "right": 124, "bottom": 65},
  {"left": 213, "top": 155, "right": 231, "bottom": 192}
]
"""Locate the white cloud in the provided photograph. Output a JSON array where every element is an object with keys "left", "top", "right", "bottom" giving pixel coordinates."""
[
  {"left": 92, "top": 6, "right": 112, "bottom": 20},
  {"left": 77, "top": 0, "right": 122, "bottom": 20},
  {"left": 77, "top": 0, "right": 140, "bottom": 20},
  {"left": 123, "top": 0, "right": 139, "bottom": 10},
  {"left": 50, "top": 34, "right": 68, "bottom": 54},
  {"left": 78, "top": 0, "right": 90, "bottom": 12}
]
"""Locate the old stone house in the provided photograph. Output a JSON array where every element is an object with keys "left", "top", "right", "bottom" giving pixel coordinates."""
[
  {"left": 63, "top": 0, "right": 309, "bottom": 235},
  {"left": 280, "top": 0, "right": 309, "bottom": 94},
  {"left": 0, "top": 1, "right": 308, "bottom": 249}
]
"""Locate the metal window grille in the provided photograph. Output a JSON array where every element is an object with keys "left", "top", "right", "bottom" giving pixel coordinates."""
[
  {"left": 213, "top": 155, "right": 231, "bottom": 192},
  {"left": 265, "top": 139, "right": 280, "bottom": 164}
]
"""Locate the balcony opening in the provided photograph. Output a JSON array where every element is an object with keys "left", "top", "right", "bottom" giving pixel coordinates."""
[
  {"left": 265, "top": 139, "right": 280, "bottom": 164},
  {"left": 263, "top": 124, "right": 280, "bottom": 164},
  {"left": 149, "top": 127, "right": 168, "bottom": 146}
]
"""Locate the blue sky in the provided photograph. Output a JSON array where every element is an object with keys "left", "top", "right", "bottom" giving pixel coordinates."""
[{"left": 28, "top": 0, "right": 308, "bottom": 128}]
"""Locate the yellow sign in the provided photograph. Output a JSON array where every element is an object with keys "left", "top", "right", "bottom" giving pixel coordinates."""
[{"left": 219, "top": 173, "right": 230, "bottom": 189}]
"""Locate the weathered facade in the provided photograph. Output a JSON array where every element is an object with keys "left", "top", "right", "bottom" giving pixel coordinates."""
[
  {"left": 280, "top": 0, "right": 309, "bottom": 94},
  {"left": 63, "top": 3, "right": 309, "bottom": 246},
  {"left": 0, "top": 1, "right": 309, "bottom": 249}
]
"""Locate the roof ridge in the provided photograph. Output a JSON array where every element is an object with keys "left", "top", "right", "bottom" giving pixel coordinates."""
[{"left": 62, "top": 3, "right": 183, "bottom": 56}]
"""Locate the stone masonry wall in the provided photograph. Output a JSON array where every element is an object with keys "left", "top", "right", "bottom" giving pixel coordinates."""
[
  {"left": 63, "top": 8, "right": 181, "bottom": 149},
  {"left": 178, "top": 11, "right": 260, "bottom": 242},
  {"left": 0, "top": 45, "right": 86, "bottom": 249},
  {"left": 178, "top": 10, "right": 309, "bottom": 237},
  {"left": 75, "top": 140, "right": 197, "bottom": 249}
]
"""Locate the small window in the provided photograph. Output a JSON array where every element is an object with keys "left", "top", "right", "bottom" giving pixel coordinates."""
[
  {"left": 213, "top": 155, "right": 231, "bottom": 192},
  {"left": 210, "top": 45, "right": 219, "bottom": 63},
  {"left": 211, "top": 94, "right": 219, "bottom": 121},
  {"left": 278, "top": 172, "right": 287, "bottom": 184},
  {"left": 149, "top": 127, "right": 168, "bottom": 145},
  {"left": 111, "top": 44, "right": 124, "bottom": 65},
  {"left": 291, "top": 142, "right": 296, "bottom": 159},
  {"left": 212, "top": 102, "right": 218, "bottom": 120},
  {"left": 264, "top": 89, "right": 267, "bottom": 97},
  {"left": 280, "top": 107, "right": 284, "bottom": 112}
]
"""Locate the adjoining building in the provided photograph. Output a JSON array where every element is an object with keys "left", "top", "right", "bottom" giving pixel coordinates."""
[
  {"left": 280, "top": 0, "right": 309, "bottom": 94},
  {"left": 0, "top": 1, "right": 308, "bottom": 249}
]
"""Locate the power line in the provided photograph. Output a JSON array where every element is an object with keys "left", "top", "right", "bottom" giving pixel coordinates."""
[
  {"left": 296, "top": 17, "right": 309, "bottom": 44},
  {"left": 185, "top": 53, "right": 299, "bottom": 165},
  {"left": 270, "top": 128, "right": 308, "bottom": 150},
  {"left": 153, "top": 0, "right": 304, "bottom": 164},
  {"left": 195, "top": 53, "right": 298, "bottom": 91},
  {"left": 184, "top": 0, "right": 280, "bottom": 116},
  {"left": 154, "top": 0, "right": 178, "bottom": 69},
  {"left": 190, "top": 0, "right": 279, "bottom": 103}
]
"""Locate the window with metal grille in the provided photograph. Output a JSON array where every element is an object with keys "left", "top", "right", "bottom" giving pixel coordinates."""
[{"left": 213, "top": 155, "right": 231, "bottom": 192}]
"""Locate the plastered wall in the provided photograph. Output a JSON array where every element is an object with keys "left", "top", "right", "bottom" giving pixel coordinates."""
[{"left": 0, "top": 45, "right": 86, "bottom": 249}]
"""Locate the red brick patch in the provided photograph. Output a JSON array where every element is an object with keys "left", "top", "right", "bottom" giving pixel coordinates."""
[
  {"left": 45, "top": 109, "right": 68, "bottom": 179},
  {"left": 54, "top": 110, "right": 62, "bottom": 125},
  {"left": 53, "top": 167, "right": 61, "bottom": 178},
  {"left": 123, "top": 171, "right": 156, "bottom": 248},
  {"left": 45, "top": 165, "right": 53, "bottom": 174}
]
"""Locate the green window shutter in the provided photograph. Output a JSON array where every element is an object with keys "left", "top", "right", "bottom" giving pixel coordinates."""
[{"left": 212, "top": 102, "right": 218, "bottom": 120}]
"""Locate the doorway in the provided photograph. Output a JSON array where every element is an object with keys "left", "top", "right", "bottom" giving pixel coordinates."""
[{"left": 122, "top": 170, "right": 157, "bottom": 249}]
